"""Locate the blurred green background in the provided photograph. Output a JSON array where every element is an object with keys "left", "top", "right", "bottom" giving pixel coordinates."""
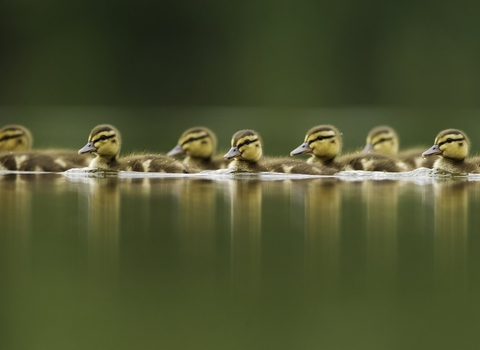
[
  {"left": 1, "top": 1, "right": 479, "bottom": 107},
  {"left": 1, "top": 1, "right": 480, "bottom": 155}
]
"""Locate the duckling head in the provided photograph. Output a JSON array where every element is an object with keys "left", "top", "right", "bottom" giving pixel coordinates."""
[
  {"left": 224, "top": 129, "right": 263, "bottom": 162},
  {"left": 422, "top": 129, "right": 469, "bottom": 160},
  {"left": 0, "top": 125, "right": 33, "bottom": 152},
  {"left": 362, "top": 125, "right": 399, "bottom": 155},
  {"left": 78, "top": 124, "right": 121, "bottom": 159},
  {"left": 167, "top": 126, "right": 216, "bottom": 159},
  {"left": 290, "top": 125, "right": 342, "bottom": 161}
]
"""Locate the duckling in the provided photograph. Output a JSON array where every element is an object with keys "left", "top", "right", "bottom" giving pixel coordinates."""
[
  {"left": 0, "top": 151, "right": 93, "bottom": 172},
  {"left": 362, "top": 125, "right": 436, "bottom": 169},
  {"left": 422, "top": 129, "right": 480, "bottom": 174},
  {"left": 0, "top": 124, "right": 32, "bottom": 152},
  {"left": 224, "top": 129, "right": 336, "bottom": 175},
  {"left": 78, "top": 124, "right": 190, "bottom": 173},
  {"left": 0, "top": 124, "right": 92, "bottom": 171},
  {"left": 167, "top": 126, "right": 229, "bottom": 170},
  {"left": 290, "top": 125, "right": 410, "bottom": 172}
]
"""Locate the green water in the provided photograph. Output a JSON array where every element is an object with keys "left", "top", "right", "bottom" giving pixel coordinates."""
[{"left": 1, "top": 172, "right": 480, "bottom": 350}]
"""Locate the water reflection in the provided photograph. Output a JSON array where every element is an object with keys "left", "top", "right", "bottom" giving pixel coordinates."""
[
  {"left": 227, "top": 180, "right": 262, "bottom": 293},
  {"left": 433, "top": 180, "right": 468, "bottom": 295},
  {"left": 0, "top": 174, "right": 33, "bottom": 286},
  {"left": 174, "top": 178, "right": 220, "bottom": 287},
  {"left": 303, "top": 179, "right": 341, "bottom": 293},
  {"left": 79, "top": 178, "right": 121, "bottom": 285},
  {"left": 363, "top": 180, "right": 399, "bottom": 292},
  {"left": 2, "top": 172, "right": 480, "bottom": 349}
]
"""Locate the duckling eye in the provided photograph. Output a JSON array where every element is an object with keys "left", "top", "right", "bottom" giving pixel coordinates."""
[
  {"left": 447, "top": 138, "right": 453, "bottom": 143},
  {"left": 100, "top": 135, "right": 108, "bottom": 141},
  {"left": 244, "top": 140, "right": 251, "bottom": 145},
  {"left": 316, "top": 136, "right": 324, "bottom": 141},
  {"left": 189, "top": 137, "right": 195, "bottom": 142}
]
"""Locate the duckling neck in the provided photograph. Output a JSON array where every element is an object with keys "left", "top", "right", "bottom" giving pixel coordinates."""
[
  {"left": 310, "top": 155, "right": 337, "bottom": 166},
  {"left": 91, "top": 155, "right": 122, "bottom": 170},
  {"left": 230, "top": 158, "right": 267, "bottom": 172}
]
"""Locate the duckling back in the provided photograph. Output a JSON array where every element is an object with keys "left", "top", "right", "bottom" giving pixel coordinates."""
[
  {"left": 339, "top": 152, "right": 410, "bottom": 172},
  {"left": 123, "top": 154, "right": 189, "bottom": 173}
]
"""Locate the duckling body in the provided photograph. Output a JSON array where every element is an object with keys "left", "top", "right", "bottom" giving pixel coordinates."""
[
  {"left": 0, "top": 151, "right": 90, "bottom": 172},
  {"left": 167, "top": 126, "right": 229, "bottom": 170},
  {"left": 422, "top": 129, "right": 480, "bottom": 174},
  {"left": 0, "top": 124, "right": 92, "bottom": 171},
  {"left": 79, "top": 124, "right": 189, "bottom": 173},
  {"left": 290, "top": 125, "right": 410, "bottom": 172},
  {"left": 224, "top": 129, "right": 335, "bottom": 175},
  {"left": 362, "top": 125, "right": 436, "bottom": 169}
]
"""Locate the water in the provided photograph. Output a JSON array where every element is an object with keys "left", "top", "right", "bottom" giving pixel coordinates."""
[{"left": 1, "top": 169, "right": 480, "bottom": 349}]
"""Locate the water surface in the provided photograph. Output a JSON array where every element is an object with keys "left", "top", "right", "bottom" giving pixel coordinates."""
[{"left": 1, "top": 170, "right": 480, "bottom": 350}]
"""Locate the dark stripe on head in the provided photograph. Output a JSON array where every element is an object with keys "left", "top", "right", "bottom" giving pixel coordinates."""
[
  {"left": 435, "top": 129, "right": 468, "bottom": 145},
  {"left": 181, "top": 134, "right": 208, "bottom": 146},
  {"left": 438, "top": 137, "right": 465, "bottom": 147},
  {"left": 0, "top": 133, "right": 23, "bottom": 142},
  {"left": 237, "top": 138, "right": 259, "bottom": 149},
  {"left": 231, "top": 129, "right": 261, "bottom": 146},
  {"left": 308, "top": 134, "right": 334, "bottom": 145},
  {"left": 373, "top": 137, "right": 393, "bottom": 146},
  {"left": 88, "top": 124, "right": 119, "bottom": 142},
  {"left": 0, "top": 125, "right": 30, "bottom": 142},
  {"left": 93, "top": 133, "right": 116, "bottom": 143}
]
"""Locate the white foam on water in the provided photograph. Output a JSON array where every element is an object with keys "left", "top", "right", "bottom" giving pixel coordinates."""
[
  {"left": 63, "top": 167, "right": 119, "bottom": 178},
  {"left": 0, "top": 170, "right": 54, "bottom": 175},
  {"left": 0, "top": 166, "right": 471, "bottom": 184}
]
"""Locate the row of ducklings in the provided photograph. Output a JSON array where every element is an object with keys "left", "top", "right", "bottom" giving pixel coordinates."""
[{"left": 0, "top": 123, "right": 476, "bottom": 175}]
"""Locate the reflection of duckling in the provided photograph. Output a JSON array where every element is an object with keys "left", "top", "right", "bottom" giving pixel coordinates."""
[
  {"left": 362, "top": 125, "right": 436, "bottom": 169},
  {"left": 422, "top": 129, "right": 480, "bottom": 174},
  {"left": 224, "top": 129, "right": 335, "bottom": 175},
  {"left": 0, "top": 125, "right": 32, "bottom": 152},
  {"left": 0, "top": 124, "right": 91, "bottom": 171},
  {"left": 167, "top": 126, "right": 229, "bottom": 170},
  {"left": 290, "top": 125, "right": 409, "bottom": 172},
  {"left": 78, "top": 124, "right": 189, "bottom": 173}
]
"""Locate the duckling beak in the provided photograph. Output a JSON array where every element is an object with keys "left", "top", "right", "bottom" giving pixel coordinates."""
[
  {"left": 167, "top": 144, "right": 185, "bottom": 157},
  {"left": 224, "top": 146, "right": 241, "bottom": 159},
  {"left": 290, "top": 142, "right": 312, "bottom": 156},
  {"left": 78, "top": 141, "right": 97, "bottom": 154},
  {"left": 422, "top": 144, "right": 442, "bottom": 157},
  {"left": 362, "top": 144, "right": 374, "bottom": 153}
]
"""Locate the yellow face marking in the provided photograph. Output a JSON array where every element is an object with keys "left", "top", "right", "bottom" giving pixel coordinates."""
[
  {"left": 91, "top": 130, "right": 119, "bottom": 157},
  {"left": 436, "top": 133, "right": 468, "bottom": 160},
  {"left": 179, "top": 131, "right": 213, "bottom": 158},
  {"left": 235, "top": 135, "right": 262, "bottom": 162},
  {"left": 368, "top": 131, "right": 398, "bottom": 155},
  {"left": 306, "top": 130, "right": 340, "bottom": 159}
]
